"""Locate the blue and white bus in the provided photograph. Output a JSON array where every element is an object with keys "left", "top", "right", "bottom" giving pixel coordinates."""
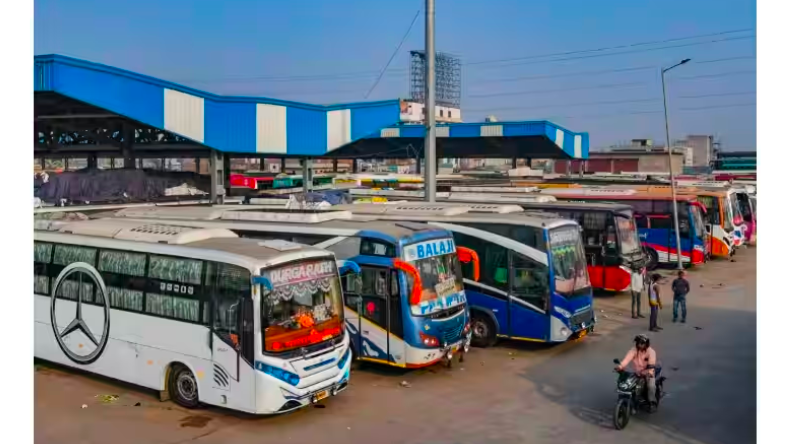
[
  {"left": 100, "top": 206, "right": 475, "bottom": 369},
  {"left": 333, "top": 204, "right": 595, "bottom": 347}
]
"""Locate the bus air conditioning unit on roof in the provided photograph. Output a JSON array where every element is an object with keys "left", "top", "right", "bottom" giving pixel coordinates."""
[
  {"left": 461, "top": 204, "right": 525, "bottom": 214},
  {"left": 53, "top": 220, "right": 238, "bottom": 245},
  {"left": 219, "top": 209, "right": 353, "bottom": 223},
  {"left": 113, "top": 207, "right": 229, "bottom": 221}
]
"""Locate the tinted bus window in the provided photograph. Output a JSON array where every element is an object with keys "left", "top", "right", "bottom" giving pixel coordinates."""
[{"left": 452, "top": 232, "right": 509, "bottom": 292}]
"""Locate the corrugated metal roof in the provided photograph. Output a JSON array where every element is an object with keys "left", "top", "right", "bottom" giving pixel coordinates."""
[{"left": 34, "top": 54, "right": 401, "bottom": 156}]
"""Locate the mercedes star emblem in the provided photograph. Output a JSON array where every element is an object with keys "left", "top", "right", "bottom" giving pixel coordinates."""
[{"left": 50, "top": 262, "right": 111, "bottom": 365}]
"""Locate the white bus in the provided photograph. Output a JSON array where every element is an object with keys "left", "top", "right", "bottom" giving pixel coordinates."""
[{"left": 34, "top": 219, "right": 351, "bottom": 414}]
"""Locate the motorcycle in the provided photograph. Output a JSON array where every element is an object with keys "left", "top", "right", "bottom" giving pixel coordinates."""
[{"left": 612, "top": 358, "right": 667, "bottom": 430}]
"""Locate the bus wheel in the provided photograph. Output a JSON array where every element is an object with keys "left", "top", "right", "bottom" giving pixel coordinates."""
[
  {"left": 645, "top": 248, "right": 659, "bottom": 271},
  {"left": 470, "top": 313, "right": 497, "bottom": 348},
  {"left": 169, "top": 364, "right": 200, "bottom": 409}
]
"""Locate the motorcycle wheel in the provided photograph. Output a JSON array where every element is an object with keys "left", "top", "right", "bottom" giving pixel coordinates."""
[{"left": 613, "top": 398, "right": 631, "bottom": 430}]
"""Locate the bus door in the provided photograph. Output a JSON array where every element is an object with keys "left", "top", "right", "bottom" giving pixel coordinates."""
[
  {"left": 507, "top": 251, "right": 550, "bottom": 342},
  {"left": 209, "top": 284, "right": 246, "bottom": 394},
  {"left": 343, "top": 266, "right": 402, "bottom": 365}
]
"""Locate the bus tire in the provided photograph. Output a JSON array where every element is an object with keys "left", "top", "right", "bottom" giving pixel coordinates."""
[
  {"left": 645, "top": 248, "right": 659, "bottom": 271},
  {"left": 168, "top": 363, "right": 200, "bottom": 409},
  {"left": 470, "top": 312, "right": 497, "bottom": 348}
]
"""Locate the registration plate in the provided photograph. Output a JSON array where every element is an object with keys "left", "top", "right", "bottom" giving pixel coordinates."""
[
  {"left": 314, "top": 390, "right": 329, "bottom": 402},
  {"left": 576, "top": 329, "right": 588, "bottom": 339}
]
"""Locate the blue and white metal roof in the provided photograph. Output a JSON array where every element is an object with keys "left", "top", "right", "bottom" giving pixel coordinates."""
[{"left": 34, "top": 54, "right": 589, "bottom": 159}]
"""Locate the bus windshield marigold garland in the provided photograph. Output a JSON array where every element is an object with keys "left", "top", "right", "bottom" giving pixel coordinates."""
[
  {"left": 456, "top": 246, "right": 480, "bottom": 281},
  {"left": 393, "top": 259, "right": 423, "bottom": 305}
]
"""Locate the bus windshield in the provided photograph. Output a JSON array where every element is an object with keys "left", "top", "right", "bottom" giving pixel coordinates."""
[
  {"left": 690, "top": 205, "right": 706, "bottom": 240},
  {"left": 260, "top": 260, "right": 344, "bottom": 353},
  {"left": 549, "top": 226, "right": 591, "bottom": 297},
  {"left": 729, "top": 194, "right": 743, "bottom": 224},
  {"left": 403, "top": 238, "right": 466, "bottom": 316},
  {"left": 723, "top": 197, "right": 735, "bottom": 231},
  {"left": 615, "top": 215, "right": 641, "bottom": 255}
]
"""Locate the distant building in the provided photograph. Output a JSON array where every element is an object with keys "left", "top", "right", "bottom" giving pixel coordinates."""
[
  {"left": 677, "top": 135, "right": 714, "bottom": 168},
  {"left": 554, "top": 148, "right": 686, "bottom": 174}
]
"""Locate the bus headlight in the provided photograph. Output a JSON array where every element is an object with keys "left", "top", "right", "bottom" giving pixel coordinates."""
[
  {"left": 554, "top": 307, "right": 571, "bottom": 318},
  {"left": 256, "top": 361, "right": 300, "bottom": 387}
]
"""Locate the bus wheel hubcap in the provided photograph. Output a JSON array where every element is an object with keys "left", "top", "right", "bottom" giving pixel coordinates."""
[
  {"left": 473, "top": 321, "right": 488, "bottom": 338},
  {"left": 177, "top": 372, "right": 197, "bottom": 401}
]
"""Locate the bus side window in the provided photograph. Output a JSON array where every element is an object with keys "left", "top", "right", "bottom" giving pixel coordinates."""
[
  {"left": 453, "top": 232, "right": 509, "bottom": 292},
  {"left": 510, "top": 252, "right": 550, "bottom": 312},
  {"left": 634, "top": 214, "right": 648, "bottom": 229},
  {"left": 648, "top": 216, "right": 672, "bottom": 230},
  {"left": 357, "top": 267, "right": 389, "bottom": 330},
  {"left": 34, "top": 242, "right": 53, "bottom": 296}
]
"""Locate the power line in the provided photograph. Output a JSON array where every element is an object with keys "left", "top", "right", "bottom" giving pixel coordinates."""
[
  {"left": 695, "top": 55, "right": 756, "bottom": 64},
  {"left": 484, "top": 103, "right": 756, "bottom": 121},
  {"left": 173, "top": 29, "right": 754, "bottom": 84},
  {"left": 465, "top": 28, "right": 752, "bottom": 66},
  {"left": 365, "top": 9, "right": 421, "bottom": 99},
  {"left": 469, "top": 65, "right": 656, "bottom": 86},
  {"left": 678, "top": 102, "right": 756, "bottom": 111},
  {"left": 676, "top": 70, "right": 756, "bottom": 80},
  {"left": 465, "top": 97, "right": 661, "bottom": 113},
  {"left": 678, "top": 91, "right": 755, "bottom": 99},
  {"left": 466, "top": 35, "right": 755, "bottom": 70},
  {"left": 466, "top": 81, "right": 648, "bottom": 99}
]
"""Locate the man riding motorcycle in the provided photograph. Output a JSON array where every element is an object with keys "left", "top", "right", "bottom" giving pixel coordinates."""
[{"left": 615, "top": 334, "right": 660, "bottom": 411}]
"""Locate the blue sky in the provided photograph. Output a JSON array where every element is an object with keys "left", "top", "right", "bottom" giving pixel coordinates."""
[{"left": 35, "top": 0, "right": 756, "bottom": 150}]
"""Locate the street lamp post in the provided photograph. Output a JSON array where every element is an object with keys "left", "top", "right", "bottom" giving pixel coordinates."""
[{"left": 661, "top": 58, "right": 691, "bottom": 270}]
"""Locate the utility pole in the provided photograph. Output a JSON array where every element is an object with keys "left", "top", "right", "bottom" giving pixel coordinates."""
[
  {"left": 424, "top": 0, "right": 436, "bottom": 202},
  {"left": 661, "top": 58, "right": 691, "bottom": 270}
]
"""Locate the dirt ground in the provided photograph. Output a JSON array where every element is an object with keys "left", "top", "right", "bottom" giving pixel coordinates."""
[{"left": 34, "top": 247, "right": 756, "bottom": 444}]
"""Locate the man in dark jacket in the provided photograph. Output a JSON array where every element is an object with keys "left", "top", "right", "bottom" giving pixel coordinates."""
[{"left": 671, "top": 270, "right": 690, "bottom": 323}]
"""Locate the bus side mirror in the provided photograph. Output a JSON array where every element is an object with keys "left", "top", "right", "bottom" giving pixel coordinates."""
[
  {"left": 457, "top": 247, "right": 480, "bottom": 281},
  {"left": 252, "top": 276, "right": 273, "bottom": 291},
  {"left": 337, "top": 260, "right": 361, "bottom": 277}
]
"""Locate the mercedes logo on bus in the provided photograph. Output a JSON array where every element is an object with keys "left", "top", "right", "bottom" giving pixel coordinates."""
[{"left": 49, "top": 262, "right": 111, "bottom": 365}]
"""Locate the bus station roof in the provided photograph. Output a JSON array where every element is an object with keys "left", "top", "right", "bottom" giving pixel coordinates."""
[{"left": 35, "top": 54, "right": 588, "bottom": 160}]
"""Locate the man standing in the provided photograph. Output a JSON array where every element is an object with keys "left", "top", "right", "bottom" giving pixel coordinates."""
[
  {"left": 671, "top": 270, "right": 690, "bottom": 323},
  {"left": 648, "top": 273, "right": 663, "bottom": 332},
  {"left": 631, "top": 268, "right": 646, "bottom": 319}
]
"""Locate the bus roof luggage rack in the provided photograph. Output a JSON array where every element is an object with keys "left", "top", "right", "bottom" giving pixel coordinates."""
[{"left": 40, "top": 219, "right": 238, "bottom": 245}]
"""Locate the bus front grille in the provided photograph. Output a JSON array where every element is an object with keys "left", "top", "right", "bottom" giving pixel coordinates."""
[
  {"left": 440, "top": 322, "right": 464, "bottom": 345},
  {"left": 570, "top": 309, "right": 593, "bottom": 330}
]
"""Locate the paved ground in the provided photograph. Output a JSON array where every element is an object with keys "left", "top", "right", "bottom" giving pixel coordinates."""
[{"left": 34, "top": 248, "right": 756, "bottom": 444}]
